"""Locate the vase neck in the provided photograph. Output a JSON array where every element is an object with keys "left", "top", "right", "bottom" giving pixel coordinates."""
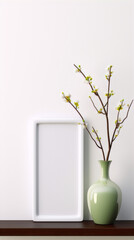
[{"left": 99, "top": 160, "right": 111, "bottom": 179}]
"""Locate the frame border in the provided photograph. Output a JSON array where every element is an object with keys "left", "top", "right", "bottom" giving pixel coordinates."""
[{"left": 33, "top": 119, "right": 84, "bottom": 222}]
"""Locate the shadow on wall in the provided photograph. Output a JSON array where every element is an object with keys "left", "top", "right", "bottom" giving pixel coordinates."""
[
  {"left": 84, "top": 128, "right": 90, "bottom": 220},
  {"left": 117, "top": 160, "right": 134, "bottom": 220}
]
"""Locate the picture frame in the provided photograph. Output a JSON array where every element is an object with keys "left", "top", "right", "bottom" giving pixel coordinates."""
[{"left": 33, "top": 119, "right": 84, "bottom": 222}]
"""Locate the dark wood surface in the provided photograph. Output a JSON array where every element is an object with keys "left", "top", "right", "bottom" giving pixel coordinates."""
[{"left": 0, "top": 220, "right": 134, "bottom": 236}]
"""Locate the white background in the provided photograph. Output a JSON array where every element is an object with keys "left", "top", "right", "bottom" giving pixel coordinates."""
[{"left": 0, "top": 0, "right": 134, "bottom": 220}]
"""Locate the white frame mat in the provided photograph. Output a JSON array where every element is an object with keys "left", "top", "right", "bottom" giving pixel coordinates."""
[{"left": 33, "top": 119, "right": 84, "bottom": 222}]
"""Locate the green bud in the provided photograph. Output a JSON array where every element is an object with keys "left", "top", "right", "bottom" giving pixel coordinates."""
[
  {"left": 96, "top": 137, "right": 101, "bottom": 141},
  {"left": 75, "top": 65, "right": 81, "bottom": 72},
  {"left": 65, "top": 95, "right": 71, "bottom": 102},
  {"left": 98, "top": 108, "right": 102, "bottom": 114},
  {"left": 116, "top": 105, "right": 123, "bottom": 111},
  {"left": 92, "top": 89, "right": 98, "bottom": 94},
  {"left": 86, "top": 76, "right": 92, "bottom": 81},
  {"left": 74, "top": 101, "right": 79, "bottom": 109}
]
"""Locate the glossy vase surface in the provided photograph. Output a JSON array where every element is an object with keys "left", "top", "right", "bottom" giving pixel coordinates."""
[{"left": 87, "top": 160, "right": 122, "bottom": 225}]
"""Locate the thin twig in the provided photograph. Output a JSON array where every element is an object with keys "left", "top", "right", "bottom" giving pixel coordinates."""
[
  {"left": 74, "top": 64, "right": 86, "bottom": 78},
  {"left": 89, "top": 96, "right": 99, "bottom": 112},
  {"left": 92, "top": 127, "right": 106, "bottom": 161},
  {"left": 106, "top": 102, "right": 122, "bottom": 160},
  {"left": 89, "top": 96, "right": 105, "bottom": 115},
  {"left": 104, "top": 95, "right": 111, "bottom": 108},
  {"left": 105, "top": 67, "right": 112, "bottom": 153},
  {"left": 73, "top": 64, "right": 112, "bottom": 159},
  {"left": 63, "top": 65, "right": 133, "bottom": 162},
  {"left": 106, "top": 67, "right": 112, "bottom": 114},
  {"left": 74, "top": 64, "right": 106, "bottom": 112},
  {"left": 113, "top": 126, "right": 122, "bottom": 142},
  {"left": 106, "top": 100, "right": 133, "bottom": 160},
  {"left": 63, "top": 95, "right": 101, "bottom": 149},
  {"left": 120, "top": 100, "right": 134, "bottom": 124}
]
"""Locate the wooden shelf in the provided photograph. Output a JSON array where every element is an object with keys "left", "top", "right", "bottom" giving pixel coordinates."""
[{"left": 0, "top": 220, "right": 134, "bottom": 236}]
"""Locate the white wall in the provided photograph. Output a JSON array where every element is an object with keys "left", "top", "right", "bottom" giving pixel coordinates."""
[{"left": 0, "top": 0, "right": 134, "bottom": 220}]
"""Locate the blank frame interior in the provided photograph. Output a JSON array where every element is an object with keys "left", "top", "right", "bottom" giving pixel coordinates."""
[{"left": 33, "top": 120, "right": 84, "bottom": 221}]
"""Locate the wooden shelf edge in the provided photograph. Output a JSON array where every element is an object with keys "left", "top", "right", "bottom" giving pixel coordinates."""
[{"left": 0, "top": 220, "right": 134, "bottom": 236}]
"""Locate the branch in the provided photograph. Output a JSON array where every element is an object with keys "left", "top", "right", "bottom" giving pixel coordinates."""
[
  {"left": 111, "top": 111, "right": 121, "bottom": 144},
  {"left": 106, "top": 99, "right": 133, "bottom": 161},
  {"left": 97, "top": 92, "right": 111, "bottom": 151},
  {"left": 104, "top": 95, "right": 111, "bottom": 108},
  {"left": 92, "top": 127, "right": 106, "bottom": 161},
  {"left": 62, "top": 94, "right": 101, "bottom": 149},
  {"left": 97, "top": 94, "right": 107, "bottom": 115},
  {"left": 74, "top": 64, "right": 106, "bottom": 113},
  {"left": 120, "top": 100, "right": 134, "bottom": 124},
  {"left": 106, "top": 66, "right": 112, "bottom": 114},
  {"left": 105, "top": 66, "right": 113, "bottom": 153},
  {"left": 74, "top": 64, "right": 111, "bottom": 152},
  {"left": 113, "top": 126, "right": 123, "bottom": 142},
  {"left": 89, "top": 96, "right": 105, "bottom": 115},
  {"left": 74, "top": 64, "right": 86, "bottom": 78},
  {"left": 107, "top": 102, "right": 122, "bottom": 159}
]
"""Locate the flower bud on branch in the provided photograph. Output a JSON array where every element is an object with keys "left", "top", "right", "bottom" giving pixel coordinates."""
[{"left": 62, "top": 65, "right": 133, "bottom": 161}]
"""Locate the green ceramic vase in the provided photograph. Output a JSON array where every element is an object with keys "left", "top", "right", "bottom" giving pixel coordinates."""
[{"left": 87, "top": 160, "right": 122, "bottom": 225}]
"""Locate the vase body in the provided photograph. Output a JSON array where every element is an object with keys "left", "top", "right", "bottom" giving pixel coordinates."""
[{"left": 87, "top": 160, "right": 122, "bottom": 225}]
